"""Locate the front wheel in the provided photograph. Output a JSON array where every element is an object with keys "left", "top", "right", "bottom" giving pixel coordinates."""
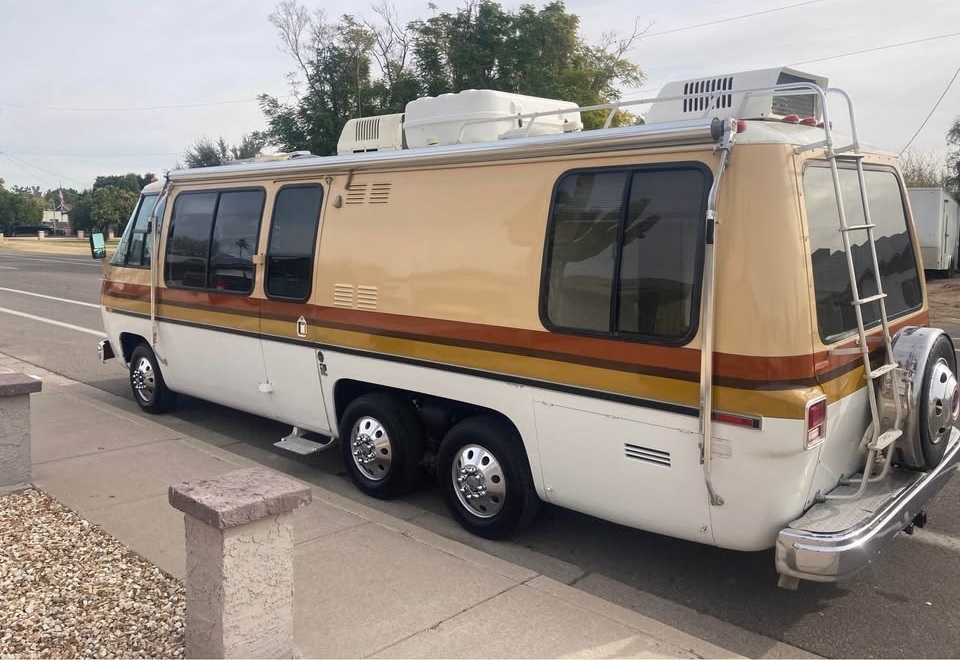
[
  {"left": 437, "top": 416, "right": 540, "bottom": 539},
  {"left": 129, "top": 343, "right": 177, "bottom": 414}
]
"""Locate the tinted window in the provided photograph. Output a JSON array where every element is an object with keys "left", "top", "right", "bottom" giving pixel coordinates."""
[
  {"left": 805, "top": 165, "right": 922, "bottom": 342},
  {"left": 544, "top": 166, "right": 707, "bottom": 341},
  {"left": 545, "top": 172, "right": 624, "bottom": 331},
  {"left": 618, "top": 170, "right": 705, "bottom": 338},
  {"left": 165, "top": 192, "right": 217, "bottom": 288},
  {"left": 208, "top": 190, "right": 264, "bottom": 293},
  {"left": 266, "top": 186, "right": 323, "bottom": 300}
]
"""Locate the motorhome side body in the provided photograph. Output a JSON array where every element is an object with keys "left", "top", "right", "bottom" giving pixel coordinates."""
[{"left": 97, "top": 72, "right": 960, "bottom": 587}]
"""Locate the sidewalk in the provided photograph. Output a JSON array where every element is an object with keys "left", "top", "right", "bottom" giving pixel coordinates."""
[{"left": 5, "top": 356, "right": 742, "bottom": 659}]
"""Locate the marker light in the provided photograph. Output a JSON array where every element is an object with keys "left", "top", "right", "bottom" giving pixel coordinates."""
[{"left": 804, "top": 397, "right": 828, "bottom": 449}]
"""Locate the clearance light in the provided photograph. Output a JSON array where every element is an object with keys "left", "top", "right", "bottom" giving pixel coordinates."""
[
  {"left": 800, "top": 116, "right": 818, "bottom": 126},
  {"left": 735, "top": 119, "right": 748, "bottom": 133},
  {"left": 816, "top": 121, "right": 833, "bottom": 129},
  {"left": 712, "top": 411, "right": 760, "bottom": 429},
  {"left": 804, "top": 397, "right": 828, "bottom": 449},
  {"left": 782, "top": 114, "right": 801, "bottom": 124}
]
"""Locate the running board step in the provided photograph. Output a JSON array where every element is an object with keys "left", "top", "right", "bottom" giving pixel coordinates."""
[
  {"left": 868, "top": 429, "right": 902, "bottom": 451},
  {"left": 275, "top": 427, "right": 336, "bottom": 455}
]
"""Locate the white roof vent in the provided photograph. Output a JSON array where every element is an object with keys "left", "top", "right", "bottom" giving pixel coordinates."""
[
  {"left": 403, "top": 90, "right": 582, "bottom": 148},
  {"left": 337, "top": 113, "right": 404, "bottom": 155},
  {"left": 645, "top": 67, "right": 829, "bottom": 124}
]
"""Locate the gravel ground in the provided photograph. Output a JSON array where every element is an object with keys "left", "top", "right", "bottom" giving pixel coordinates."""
[{"left": 0, "top": 489, "right": 184, "bottom": 659}]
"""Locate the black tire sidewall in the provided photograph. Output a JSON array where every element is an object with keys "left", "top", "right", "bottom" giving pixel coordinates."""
[
  {"left": 437, "top": 417, "right": 538, "bottom": 539},
  {"left": 338, "top": 394, "right": 424, "bottom": 499},
  {"left": 129, "top": 344, "right": 175, "bottom": 414},
  {"left": 918, "top": 335, "right": 957, "bottom": 470}
]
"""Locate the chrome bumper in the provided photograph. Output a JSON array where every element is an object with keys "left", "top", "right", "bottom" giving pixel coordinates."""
[
  {"left": 776, "top": 427, "right": 960, "bottom": 582},
  {"left": 97, "top": 339, "right": 115, "bottom": 363}
]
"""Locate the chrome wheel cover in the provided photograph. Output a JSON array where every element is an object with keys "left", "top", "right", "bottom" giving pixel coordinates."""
[
  {"left": 925, "top": 358, "right": 959, "bottom": 446},
  {"left": 452, "top": 444, "right": 506, "bottom": 519},
  {"left": 131, "top": 356, "right": 156, "bottom": 404},
  {"left": 350, "top": 416, "right": 392, "bottom": 481}
]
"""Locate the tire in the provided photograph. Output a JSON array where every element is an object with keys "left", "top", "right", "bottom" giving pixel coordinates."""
[
  {"left": 437, "top": 416, "right": 540, "bottom": 539},
  {"left": 917, "top": 334, "right": 959, "bottom": 470},
  {"left": 339, "top": 393, "right": 425, "bottom": 499},
  {"left": 129, "top": 343, "right": 177, "bottom": 414}
]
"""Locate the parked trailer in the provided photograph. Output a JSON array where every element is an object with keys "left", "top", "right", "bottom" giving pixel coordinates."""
[{"left": 907, "top": 187, "right": 960, "bottom": 276}]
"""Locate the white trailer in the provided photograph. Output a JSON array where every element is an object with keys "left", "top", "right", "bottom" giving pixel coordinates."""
[{"left": 908, "top": 187, "right": 960, "bottom": 276}]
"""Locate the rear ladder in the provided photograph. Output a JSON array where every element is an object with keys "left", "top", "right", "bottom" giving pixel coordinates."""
[{"left": 810, "top": 92, "right": 905, "bottom": 499}]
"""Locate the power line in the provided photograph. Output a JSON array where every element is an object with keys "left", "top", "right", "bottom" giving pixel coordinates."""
[
  {"left": 0, "top": 153, "right": 49, "bottom": 187},
  {"left": 790, "top": 31, "right": 960, "bottom": 66},
  {"left": 8, "top": 150, "right": 180, "bottom": 159},
  {"left": 643, "top": 0, "right": 830, "bottom": 38},
  {"left": 0, "top": 151, "right": 88, "bottom": 187},
  {"left": 0, "top": 94, "right": 293, "bottom": 113},
  {"left": 620, "top": 31, "right": 960, "bottom": 100},
  {"left": 899, "top": 63, "right": 960, "bottom": 156}
]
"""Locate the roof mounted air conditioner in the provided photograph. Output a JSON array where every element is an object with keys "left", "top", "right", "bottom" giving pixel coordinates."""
[
  {"left": 337, "top": 113, "right": 405, "bottom": 155},
  {"left": 645, "top": 67, "right": 829, "bottom": 124}
]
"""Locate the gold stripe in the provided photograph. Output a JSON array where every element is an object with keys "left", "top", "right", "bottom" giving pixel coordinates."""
[{"left": 108, "top": 298, "right": 865, "bottom": 419}]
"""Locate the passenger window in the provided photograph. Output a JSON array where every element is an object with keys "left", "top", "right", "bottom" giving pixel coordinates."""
[
  {"left": 805, "top": 165, "right": 922, "bottom": 342},
  {"left": 165, "top": 192, "right": 218, "bottom": 289},
  {"left": 266, "top": 185, "right": 324, "bottom": 301},
  {"left": 208, "top": 190, "right": 264, "bottom": 293},
  {"left": 543, "top": 166, "right": 707, "bottom": 342}
]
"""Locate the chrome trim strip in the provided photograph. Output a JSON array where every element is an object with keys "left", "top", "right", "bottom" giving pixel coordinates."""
[{"left": 776, "top": 427, "right": 960, "bottom": 582}]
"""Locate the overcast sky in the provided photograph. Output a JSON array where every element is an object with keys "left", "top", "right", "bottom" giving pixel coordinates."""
[{"left": 1, "top": 0, "right": 958, "bottom": 191}]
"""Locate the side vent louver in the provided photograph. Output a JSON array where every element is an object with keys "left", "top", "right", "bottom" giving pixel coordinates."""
[
  {"left": 369, "top": 183, "right": 392, "bottom": 204},
  {"left": 624, "top": 443, "right": 671, "bottom": 468},
  {"left": 333, "top": 283, "right": 354, "bottom": 308},
  {"left": 356, "top": 286, "right": 378, "bottom": 310},
  {"left": 682, "top": 76, "right": 734, "bottom": 113},
  {"left": 345, "top": 184, "right": 367, "bottom": 205}
]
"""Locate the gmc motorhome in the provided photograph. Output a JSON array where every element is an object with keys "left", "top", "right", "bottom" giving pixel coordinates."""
[{"left": 92, "top": 67, "right": 960, "bottom": 588}]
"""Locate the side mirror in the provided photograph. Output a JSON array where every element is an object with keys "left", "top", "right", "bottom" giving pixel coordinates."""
[{"left": 90, "top": 232, "right": 107, "bottom": 260}]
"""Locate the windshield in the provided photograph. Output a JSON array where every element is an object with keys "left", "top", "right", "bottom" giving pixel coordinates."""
[
  {"left": 110, "top": 193, "right": 158, "bottom": 266},
  {"left": 804, "top": 164, "right": 922, "bottom": 343}
]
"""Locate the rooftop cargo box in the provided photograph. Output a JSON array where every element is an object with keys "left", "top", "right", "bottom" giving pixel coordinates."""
[{"left": 403, "top": 89, "right": 582, "bottom": 149}]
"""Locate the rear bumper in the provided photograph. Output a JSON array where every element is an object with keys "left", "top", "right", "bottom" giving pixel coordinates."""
[
  {"left": 97, "top": 339, "right": 115, "bottom": 363},
  {"left": 776, "top": 427, "right": 960, "bottom": 582}
]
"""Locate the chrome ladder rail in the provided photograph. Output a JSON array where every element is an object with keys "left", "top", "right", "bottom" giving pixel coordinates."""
[{"left": 819, "top": 90, "right": 903, "bottom": 500}]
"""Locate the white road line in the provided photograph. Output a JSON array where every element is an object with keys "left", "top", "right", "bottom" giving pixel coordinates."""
[
  {"left": 0, "top": 286, "right": 100, "bottom": 308},
  {"left": 909, "top": 529, "right": 960, "bottom": 553},
  {"left": 0, "top": 253, "right": 102, "bottom": 267},
  {"left": 0, "top": 266, "right": 16, "bottom": 270},
  {"left": 0, "top": 306, "right": 106, "bottom": 337}
]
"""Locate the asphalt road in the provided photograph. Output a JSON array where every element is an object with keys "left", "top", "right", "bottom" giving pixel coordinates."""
[{"left": 3, "top": 248, "right": 960, "bottom": 659}]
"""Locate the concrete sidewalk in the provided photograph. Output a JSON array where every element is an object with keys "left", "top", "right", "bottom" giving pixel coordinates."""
[{"left": 5, "top": 356, "right": 740, "bottom": 659}]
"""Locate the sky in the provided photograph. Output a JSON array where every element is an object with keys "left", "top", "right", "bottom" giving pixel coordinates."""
[{"left": 0, "top": 0, "right": 958, "bottom": 192}]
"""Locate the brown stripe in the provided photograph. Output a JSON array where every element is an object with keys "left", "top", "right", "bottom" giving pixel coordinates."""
[{"left": 101, "top": 280, "right": 929, "bottom": 386}]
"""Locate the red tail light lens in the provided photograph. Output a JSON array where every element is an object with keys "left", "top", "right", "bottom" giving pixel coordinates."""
[
  {"left": 800, "top": 116, "right": 818, "bottom": 126},
  {"left": 805, "top": 397, "right": 827, "bottom": 449},
  {"left": 782, "top": 114, "right": 800, "bottom": 124}
]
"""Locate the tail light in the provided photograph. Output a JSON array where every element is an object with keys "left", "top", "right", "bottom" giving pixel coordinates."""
[{"left": 804, "top": 397, "right": 828, "bottom": 449}]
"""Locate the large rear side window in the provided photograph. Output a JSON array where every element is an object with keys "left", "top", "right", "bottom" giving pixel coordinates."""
[
  {"left": 804, "top": 164, "right": 921, "bottom": 343},
  {"left": 542, "top": 164, "right": 709, "bottom": 344}
]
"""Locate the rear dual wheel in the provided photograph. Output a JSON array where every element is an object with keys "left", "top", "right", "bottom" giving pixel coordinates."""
[{"left": 437, "top": 416, "right": 540, "bottom": 539}]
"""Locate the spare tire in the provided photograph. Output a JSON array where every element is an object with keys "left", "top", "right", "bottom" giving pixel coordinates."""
[{"left": 916, "top": 334, "right": 959, "bottom": 469}]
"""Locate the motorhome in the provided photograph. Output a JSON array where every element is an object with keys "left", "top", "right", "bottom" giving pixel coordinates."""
[{"left": 92, "top": 67, "right": 960, "bottom": 589}]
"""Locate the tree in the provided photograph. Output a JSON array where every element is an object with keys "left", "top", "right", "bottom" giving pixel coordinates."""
[
  {"left": 90, "top": 186, "right": 140, "bottom": 233},
  {"left": 0, "top": 188, "right": 44, "bottom": 232},
  {"left": 183, "top": 134, "right": 266, "bottom": 167},
  {"left": 947, "top": 116, "right": 960, "bottom": 194},
  {"left": 899, "top": 149, "right": 947, "bottom": 189},
  {"left": 257, "top": 1, "right": 644, "bottom": 155}
]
